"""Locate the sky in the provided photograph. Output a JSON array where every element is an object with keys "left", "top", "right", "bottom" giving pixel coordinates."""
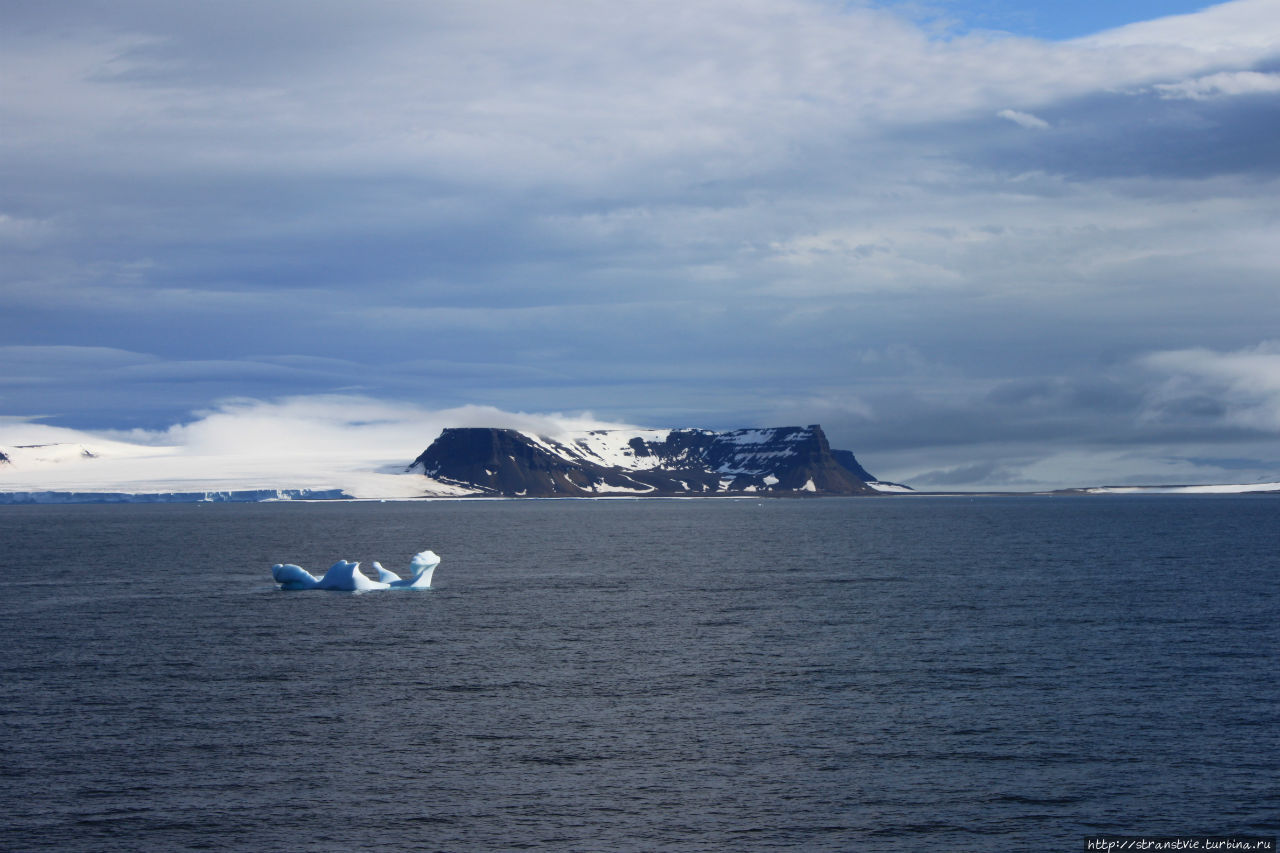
[{"left": 3, "top": 0, "right": 1280, "bottom": 491}]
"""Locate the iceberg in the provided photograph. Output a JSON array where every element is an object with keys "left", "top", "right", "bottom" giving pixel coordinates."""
[
  {"left": 271, "top": 562, "right": 325, "bottom": 590},
  {"left": 271, "top": 550, "right": 441, "bottom": 591},
  {"left": 373, "top": 550, "right": 441, "bottom": 588}
]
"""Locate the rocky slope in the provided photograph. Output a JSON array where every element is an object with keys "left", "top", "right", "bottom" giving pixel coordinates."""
[{"left": 407, "top": 425, "right": 882, "bottom": 497}]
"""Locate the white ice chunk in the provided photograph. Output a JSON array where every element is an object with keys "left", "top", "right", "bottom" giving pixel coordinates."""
[
  {"left": 271, "top": 563, "right": 320, "bottom": 590},
  {"left": 315, "top": 560, "right": 390, "bottom": 591},
  {"left": 373, "top": 561, "right": 402, "bottom": 583},
  {"left": 387, "top": 550, "right": 440, "bottom": 588},
  {"left": 272, "top": 550, "right": 441, "bottom": 591}
]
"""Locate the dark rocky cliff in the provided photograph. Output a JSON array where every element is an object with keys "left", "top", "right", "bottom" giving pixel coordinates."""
[{"left": 408, "top": 425, "right": 881, "bottom": 497}]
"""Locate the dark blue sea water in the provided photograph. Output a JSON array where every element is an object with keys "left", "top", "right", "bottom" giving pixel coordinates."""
[{"left": 1, "top": 496, "right": 1276, "bottom": 851}]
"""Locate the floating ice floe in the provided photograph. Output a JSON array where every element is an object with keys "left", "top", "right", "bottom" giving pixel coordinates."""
[{"left": 271, "top": 550, "right": 440, "bottom": 591}]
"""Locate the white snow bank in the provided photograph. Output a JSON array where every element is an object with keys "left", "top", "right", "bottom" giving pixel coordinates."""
[
  {"left": 1085, "top": 482, "right": 1280, "bottom": 495},
  {"left": 868, "top": 481, "right": 916, "bottom": 493}
]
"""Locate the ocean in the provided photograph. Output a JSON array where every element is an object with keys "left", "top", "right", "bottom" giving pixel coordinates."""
[{"left": 1, "top": 496, "right": 1276, "bottom": 851}]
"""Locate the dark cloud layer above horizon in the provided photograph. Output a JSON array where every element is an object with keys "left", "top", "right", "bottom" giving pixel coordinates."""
[{"left": 3, "top": 0, "right": 1280, "bottom": 489}]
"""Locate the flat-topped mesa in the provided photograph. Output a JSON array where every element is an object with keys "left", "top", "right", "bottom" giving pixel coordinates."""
[{"left": 407, "top": 425, "right": 882, "bottom": 497}]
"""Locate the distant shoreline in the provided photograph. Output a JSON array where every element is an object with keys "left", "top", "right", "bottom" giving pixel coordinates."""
[{"left": 2, "top": 486, "right": 1278, "bottom": 505}]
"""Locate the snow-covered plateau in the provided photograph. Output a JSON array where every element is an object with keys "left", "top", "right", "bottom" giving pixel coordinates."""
[{"left": 0, "top": 438, "right": 455, "bottom": 503}]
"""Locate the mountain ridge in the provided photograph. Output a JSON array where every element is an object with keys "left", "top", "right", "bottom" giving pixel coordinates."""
[{"left": 408, "top": 424, "right": 886, "bottom": 497}]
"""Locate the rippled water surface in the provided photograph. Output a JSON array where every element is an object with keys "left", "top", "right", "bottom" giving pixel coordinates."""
[{"left": 2, "top": 497, "right": 1277, "bottom": 851}]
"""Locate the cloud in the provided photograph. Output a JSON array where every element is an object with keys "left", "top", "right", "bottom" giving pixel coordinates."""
[
  {"left": 909, "top": 459, "right": 1030, "bottom": 487},
  {"left": 1154, "top": 70, "right": 1280, "bottom": 100},
  {"left": 1076, "top": 0, "right": 1280, "bottom": 53},
  {"left": 152, "top": 397, "right": 634, "bottom": 456},
  {"left": 1140, "top": 342, "right": 1280, "bottom": 431},
  {"left": 0, "top": 345, "right": 155, "bottom": 373},
  {"left": 6, "top": 0, "right": 1277, "bottom": 197},
  {"left": 996, "top": 108, "right": 1050, "bottom": 129},
  {"left": 848, "top": 340, "right": 1280, "bottom": 489},
  {"left": 0, "top": 396, "right": 634, "bottom": 494},
  {"left": 3, "top": 0, "right": 1280, "bottom": 492}
]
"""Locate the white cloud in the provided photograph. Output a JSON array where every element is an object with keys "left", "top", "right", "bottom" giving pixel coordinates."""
[
  {"left": 997, "top": 108, "right": 1050, "bottom": 129},
  {"left": 1154, "top": 70, "right": 1280, "bottom": 100},
  {"left": 1141, "top": 341, "right": 1280, "bottom": 431},
  {"left": 0, "top": 212, "right": 55, "bottom": 247},
  {"left": 870, "top": 438, "right": 1280, "bottom": 491},
  {"left": 3, "top": 0, "right": 1280, "bottom": 488},
  {"left": 0, "top": 396, "right": 636, "bottom": 496},
  {"left": 1077, "top": 0, "right": 1280, "bottom": 53},
  {"left": 6, "top": 0, "right": 1278, "bottom": 192}
]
